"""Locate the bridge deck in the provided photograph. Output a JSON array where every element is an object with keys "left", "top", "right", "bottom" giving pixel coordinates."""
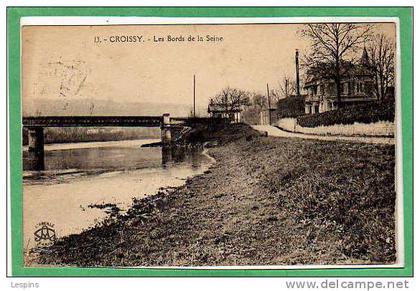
[{"left": 23, "top": 116, "right": 163, "bottom": 127}]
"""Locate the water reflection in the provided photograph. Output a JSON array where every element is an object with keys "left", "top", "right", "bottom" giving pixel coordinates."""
[
  {"left": 24, "top": 146, "right": 163, "bottom": 172},
  {"left": 23, "top": 140, "right": 209, "bottom": 176},
  {"left": 161, "top": 145, "right": 204, "bottom": 169}
]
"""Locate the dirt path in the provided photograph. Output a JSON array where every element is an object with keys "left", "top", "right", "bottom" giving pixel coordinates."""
[
  {"left": 252, "top": 125, "right": 395, "bottom": 145},
  {"left": 35, "top": 124, "right": 396, "bottom": 267}
]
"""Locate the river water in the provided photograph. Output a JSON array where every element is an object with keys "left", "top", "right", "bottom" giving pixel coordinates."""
[{"left": 23, "top": 139, "right": 214, "bottom": 252}]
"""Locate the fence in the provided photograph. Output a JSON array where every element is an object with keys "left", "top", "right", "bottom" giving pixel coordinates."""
[{"left": 277, "top": 118, "right": 395, "bottom": 137}]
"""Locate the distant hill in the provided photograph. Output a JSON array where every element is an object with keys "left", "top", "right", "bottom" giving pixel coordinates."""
[{"left": 23, "top": 98, "right": 208, "bottom": 118}]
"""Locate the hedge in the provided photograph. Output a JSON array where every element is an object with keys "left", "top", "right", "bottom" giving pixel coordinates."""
[{"left": 297, "top": 100, "right": 395, "bottom": 128}]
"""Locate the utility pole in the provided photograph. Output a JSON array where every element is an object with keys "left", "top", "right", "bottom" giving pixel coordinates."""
[
  {"left": 193, "top": 74, "right": 196, "bottom": 118},
  {"left": 295, "top": 49, "right": 300, "bottom": 97},
  {"left": 267, "top": 83, "right": 271, "bottom": 125}
]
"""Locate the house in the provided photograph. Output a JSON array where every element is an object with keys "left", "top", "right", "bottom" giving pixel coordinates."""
[
  {"left": 208, "top": 102, "right": 244, "bottom": 123},
  {"left": 303, "top": 49, "right": 377, "bottom": 114}
]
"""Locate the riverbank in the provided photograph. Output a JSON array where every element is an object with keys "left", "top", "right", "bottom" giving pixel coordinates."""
[
  {"left": 35, "top": 124, "right": 396, "bottom": 267},
  {"left": 23, "top": 138, "right": 214, "bottom": 263}
]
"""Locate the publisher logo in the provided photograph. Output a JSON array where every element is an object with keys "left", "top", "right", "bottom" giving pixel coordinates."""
[{"left": 34, "top": 222, "right": 56, "bottom": 247}]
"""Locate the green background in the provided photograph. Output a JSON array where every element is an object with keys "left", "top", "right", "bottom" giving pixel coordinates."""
[{"left": 7, "top": 7, "right": 413, "bottom": 277}]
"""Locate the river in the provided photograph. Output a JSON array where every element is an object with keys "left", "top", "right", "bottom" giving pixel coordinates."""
[{"left": 23, "top": 139, "right": 214, "bottom": 252}]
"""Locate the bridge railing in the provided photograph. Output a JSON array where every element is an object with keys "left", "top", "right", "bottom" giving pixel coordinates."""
[{"left": 22, "top": 116, "right": 163, "bottom": 128}]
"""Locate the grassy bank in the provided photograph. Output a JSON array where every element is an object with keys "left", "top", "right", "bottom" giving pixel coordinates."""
[{"left": 35, "top": 124, "right": 396, "bottom": 266}]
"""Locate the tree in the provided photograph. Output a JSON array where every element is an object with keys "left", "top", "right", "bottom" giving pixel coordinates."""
[
  {"left": 209, "top": 87, "right": 251, "bottom": 113},
  {"left": 272, "top": 77, "right": 297, "bottom": 101},
  {"left": 269, "top": 89, "right": 282, "bottom": 106},
  {"left": 366, "top": 33, "right": 395, "bottom": 101},
  {"left": 301, "top": 23, "right": 373, "bottom": 108},
  {"left": 252, "top": 93, "right": 267, "bottom": 109}
]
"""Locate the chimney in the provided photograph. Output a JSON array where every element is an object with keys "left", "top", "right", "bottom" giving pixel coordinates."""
[{"left": 295, "top": 49, "right": 300, "bottom": 96}]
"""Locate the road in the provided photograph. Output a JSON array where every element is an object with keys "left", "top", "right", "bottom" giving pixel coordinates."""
[{"left": 252, "top": 125, "right": 395, "bottom": 145}]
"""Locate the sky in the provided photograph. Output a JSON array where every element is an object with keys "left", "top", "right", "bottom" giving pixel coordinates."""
[{"left": 22, "top": 23, "right": 395, "bottom": 112}]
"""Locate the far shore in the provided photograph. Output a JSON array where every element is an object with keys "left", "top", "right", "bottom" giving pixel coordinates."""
[{"left": 23, "top": 138, "right": 161, "bottom": 151}]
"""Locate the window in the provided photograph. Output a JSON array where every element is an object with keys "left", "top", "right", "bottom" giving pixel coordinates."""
[{"left": 341, "top": 82, "right": 348, "bottom": 95}]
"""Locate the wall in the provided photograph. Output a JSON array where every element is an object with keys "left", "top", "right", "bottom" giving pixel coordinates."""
[{"left": 277, "top": 118, "right": 395, "bottom": 137}]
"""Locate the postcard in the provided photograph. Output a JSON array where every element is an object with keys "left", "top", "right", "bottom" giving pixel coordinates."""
[{"left": 7, "top": 7, "right": 413, "bottom": 277}]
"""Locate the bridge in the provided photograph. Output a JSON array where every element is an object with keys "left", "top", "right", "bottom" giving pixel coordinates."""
[
  {"left": 23, "top": 115, "right": 164, "bottom": 128},
  {"left": 23, "top": 114, "right": 227, "bottom": 171},
  {"left": 23, "top": 114, "right": 193, "bottom": 171}
]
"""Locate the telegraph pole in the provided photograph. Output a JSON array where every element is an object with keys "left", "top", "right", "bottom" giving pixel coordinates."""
[
  {"left": 193, "top": 74, "right": 196, "bottom": 117},
  {"left": 295, "top": 49, "right": 300, "bottom": 97}
]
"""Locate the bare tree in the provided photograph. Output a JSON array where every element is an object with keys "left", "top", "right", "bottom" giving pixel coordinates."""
[
  {"left": 366, "top": 33, "right": 395, "bottom": 101},
  {"left": 252, "top": 93, "right": 267, "bottom": 109},
  {"left": 273, "top": 77, "right": 297, "bottom": 100},
  {"left": 269, "top": 89, "right": 282, "bottom": 106},
  {"left": 210, "top": 87, "right": 251, "bottom": 113},
  {"left": 301, "top": 23, "right": 373, "bottom": 108}
]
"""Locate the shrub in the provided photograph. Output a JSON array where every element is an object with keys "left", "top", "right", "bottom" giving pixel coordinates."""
[{"left": 297, "top": 100, "right": 395, "bottom": 128}]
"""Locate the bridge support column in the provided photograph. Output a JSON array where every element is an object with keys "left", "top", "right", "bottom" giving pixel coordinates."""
[
  {"left": 161, "top": 113, "right": 172, "bottom": 146},
  {"left": 28, "top": 127, "right": 45, "bottom": 171}
]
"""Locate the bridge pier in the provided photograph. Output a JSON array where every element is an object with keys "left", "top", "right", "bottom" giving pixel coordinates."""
[
  {"left": 27, "top": 127, "right": 45, "bottom": 171},
  {"left": 161, "top": 113, "right": 172, "bottom": 146}
]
